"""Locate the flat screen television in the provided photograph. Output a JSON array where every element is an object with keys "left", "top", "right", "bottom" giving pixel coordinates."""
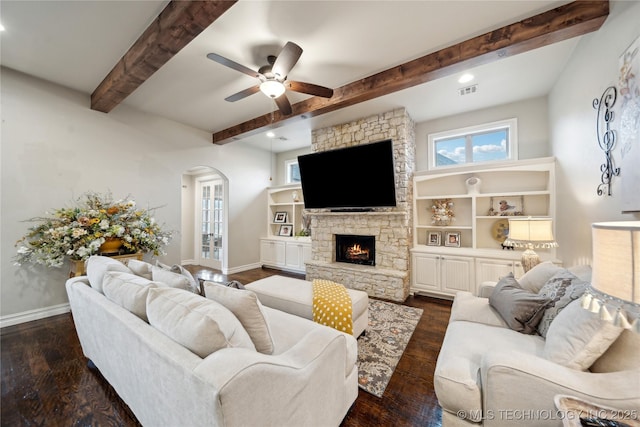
[{"left": 298, "top": 139, "right": 397, "bottom": 211}]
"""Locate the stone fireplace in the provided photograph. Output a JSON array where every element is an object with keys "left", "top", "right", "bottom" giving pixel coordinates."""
[
  {"left": 336, "top": 234, "right": 375, "bottom": 266},
  {"left": 305, "top": 108, "right": 415, "bottom": 302}
]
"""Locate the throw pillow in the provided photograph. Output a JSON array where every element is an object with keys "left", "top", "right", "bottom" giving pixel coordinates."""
[
  {"left": 518, "top": 261, "right": 563, "bottom": 293},
  {"left": 151, "top": 266, "right": 193, "bottom": 292},
  {"left": 204, "top": 282, "right": 274, "bottom": 354},
  {"left": 127, "top": 259, "right": 153, "bottom": 279},
  {"left": 537, "top": 270, "right": 588, "bottom": 337},
  {"left": 102, "top": 271, "right": 158, "bottom": 322},
  {"left": 146, "top": 287, "right": 255, "bottom": 358},
  {"left": 488, "top": 273, "right": 551, "bottom": 334},
  {"left": 154, "top": 262, "right": 199, "bottom": 293},
  {"left": 86, "top": 255, "right": 132, "bottom": 293},
  {"left": 590, "top": 329, "right": 640, "bottom": 373},
  {"left": 543, "top": 300, "right": 623, "bottom": 371}
]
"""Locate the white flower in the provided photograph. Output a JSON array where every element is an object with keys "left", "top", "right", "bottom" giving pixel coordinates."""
[
  {"left": 99, "top": 219, "right": 110, "bottom": 230},
  {"left": 17, "top": 246, "right": 31, "bottom": 255},
  {"left": 72, "top": 228, "right": 87, "bottom": 238}
]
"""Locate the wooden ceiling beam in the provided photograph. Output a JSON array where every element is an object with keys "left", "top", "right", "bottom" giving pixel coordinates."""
[
  {"left": 212, "top": 0, "right": 609, "bottom": 145},
  {"left": 91, "top": 0, "right": 237, "bottom": 113}
]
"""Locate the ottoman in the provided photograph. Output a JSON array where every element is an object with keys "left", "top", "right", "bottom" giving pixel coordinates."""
[{"left": 245, "top": 275, "right": 369, "bottom": 337}]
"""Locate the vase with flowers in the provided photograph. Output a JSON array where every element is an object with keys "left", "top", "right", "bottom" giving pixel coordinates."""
[
  {"left": 14, "top": 191, "right": 173, "bottom": 268},
  {"left": 431, "top": 198, "right": 455, "bottom": 226}
]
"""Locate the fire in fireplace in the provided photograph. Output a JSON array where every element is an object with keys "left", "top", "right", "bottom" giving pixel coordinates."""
[{"left": 335, "top": 234, "right": 375, "bottom": 266}]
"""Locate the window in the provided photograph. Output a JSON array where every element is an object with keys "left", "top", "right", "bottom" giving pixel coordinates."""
[
  {"left": 428, "top": 118, "right": 517, "bottom": 170},
  {"left": 286, "top": 159, "right": 301, "bottom": 183}
]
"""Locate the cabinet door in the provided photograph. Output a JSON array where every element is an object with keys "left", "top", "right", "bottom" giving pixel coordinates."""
[
  {"left": 440, "top": 255, "right": 474, "bottom": 294},
  {"left": 285, "top": 242, "right": 303, "bottom": 269},
  {"left": 260, "top": 240, "right": 285, "bottom": 266},
  {"left": 475, "top": 258, "right": 515, "bottom": 283},
  {"left": 412, "top": 254, "right": 440, "bottom": 292}
]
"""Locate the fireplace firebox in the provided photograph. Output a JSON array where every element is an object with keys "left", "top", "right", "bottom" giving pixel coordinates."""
[{"left": 335, "top": 234, "right": 375, "bottom": 266}]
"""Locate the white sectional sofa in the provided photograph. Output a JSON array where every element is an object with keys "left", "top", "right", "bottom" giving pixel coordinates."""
[
  {"left": 65, "top": 256, "right": 358, "bottom": 427},
  {"left": 434, "top": 262, "right": 640, "bottom": 426}
]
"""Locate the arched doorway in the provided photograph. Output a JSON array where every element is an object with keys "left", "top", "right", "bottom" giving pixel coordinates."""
[{"left": 181, "top": 166, "right": 229, "bottom": 272}]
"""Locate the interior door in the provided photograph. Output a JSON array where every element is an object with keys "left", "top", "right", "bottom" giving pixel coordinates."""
[{"left": 196, "top": 177, "right": 224, "bottom": 270}]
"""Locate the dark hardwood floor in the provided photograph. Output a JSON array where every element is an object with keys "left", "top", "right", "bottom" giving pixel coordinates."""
[{"left": 1, "top": 267, "right": 451, "bottom": 427}]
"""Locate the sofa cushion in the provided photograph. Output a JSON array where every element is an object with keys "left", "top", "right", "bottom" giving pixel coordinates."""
[
  {"left": 590, "top": 329, "right": 640, "bottom": 373},
  {"left": 102, "top": 271, "right": 158, "bottom": 322},
  {"left": 488, "top": 273, "right": 551, "bottom": 334},
  {"left": 518, "top": 261, "right": 563, "bottom": 293},
  {"left": 434, "top": 320, "right": 545, "bottom": 421},
  {"left": 203, "top": 281, "right": 274, "bottom": 355},
  {"left": 449, "top": 291, "right": 508, "bottom": 328},
  {"left": 543, "top": 300, "right": 623, "bottom": 371},
  {"left": 154, "top": 261, "right": 199, "bottom": 293},
  {"left": 537, "top": 270, "right": 588, "bottom": 337},
  {"left": 146, "top": 287, "right": 255, "bottom": 358},
  {"left": 127, "top": 259, "right": 153, "bottom": 279},
  {"left": 86, "top": 255, "right": 132, "bottom": 293},
  {"left": 151, "top": 266, "right": 195, "bottom": 292}
]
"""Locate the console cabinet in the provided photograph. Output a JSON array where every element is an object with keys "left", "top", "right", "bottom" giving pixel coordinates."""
[
  {"left": 411, "top": 158, "right": 559, "bottom": 297},
  {"left": 261, "top": 185, "right": 311, "bottom": 273}
]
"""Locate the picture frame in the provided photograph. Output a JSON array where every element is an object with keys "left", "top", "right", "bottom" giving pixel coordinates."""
[
  {"left": 445, "top": 232, "right": 461, "bottom": 247},
  {"left": 278, "top": 224, "right": 292, "bottom": 237},
  {"left": 273, "top": 212, "right": 288, "bottom": 223},
  {"left": 427, "top": 231, "right": 441, "bottom": 246},
  {"left": 488, "top": 196, "right": 524, "bottom": 216}
]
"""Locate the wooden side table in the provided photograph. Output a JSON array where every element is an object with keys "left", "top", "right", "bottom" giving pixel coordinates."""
[{"left": 69, "top": 252, "right": 143, "bottom": 278}]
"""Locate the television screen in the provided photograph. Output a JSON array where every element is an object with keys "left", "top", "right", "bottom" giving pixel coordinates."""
[{"left": 298, "top": 140, "right": 397, "bottom": 210}]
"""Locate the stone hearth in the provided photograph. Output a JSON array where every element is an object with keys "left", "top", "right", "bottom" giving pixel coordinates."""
[{"left": 305, "top": 108, "right": 415, "bottom": 302}]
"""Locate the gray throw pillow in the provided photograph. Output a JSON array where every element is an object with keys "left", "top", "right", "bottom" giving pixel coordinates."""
[
  {"left": 536, "top": 270, "right": 588, "bottom": 337},
  {"left": 489, "top": 273, "right": 551, "bottom": 334}
]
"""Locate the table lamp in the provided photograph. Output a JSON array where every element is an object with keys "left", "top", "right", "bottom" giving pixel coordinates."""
[
  {"left": 581, "top": 221, "right": 640, "bottom": 333},
  {"left": 504, "top": 217, "right": 558, "bottom": 272}
]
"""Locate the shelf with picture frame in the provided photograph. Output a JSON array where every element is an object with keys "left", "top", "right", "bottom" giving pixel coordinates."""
[{"left": 411, "top": 157, "right": 559, "bottom": 296}]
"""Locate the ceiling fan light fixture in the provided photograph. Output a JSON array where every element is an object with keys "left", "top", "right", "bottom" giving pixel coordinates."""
[{"left": 260, "top": 80, "right": 286, "bottom": 98}]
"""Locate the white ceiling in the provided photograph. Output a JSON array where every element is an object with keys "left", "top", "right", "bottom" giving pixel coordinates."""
[{"left": 0, "top": 0, "right": 579, "bottom": 152}]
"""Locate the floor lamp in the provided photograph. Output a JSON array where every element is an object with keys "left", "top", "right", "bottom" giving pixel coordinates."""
[
  {"left": 504, "top": 217, "right": 558, "bottom": 272},
  {"left": 581, "top": 221, "right": 640, "bottom": 333}
]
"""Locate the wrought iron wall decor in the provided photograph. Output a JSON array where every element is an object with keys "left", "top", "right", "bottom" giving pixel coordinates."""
[{"left": 592, "top": 86, "right": 619, "bottom": 196}]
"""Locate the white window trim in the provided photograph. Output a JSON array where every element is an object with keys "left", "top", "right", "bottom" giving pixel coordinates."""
[
  {"left": 285, "top": 159, "right": 300, "bottom": 184},
  {"left": 427, "top": 118, "right": 518, "bottom": 170}
]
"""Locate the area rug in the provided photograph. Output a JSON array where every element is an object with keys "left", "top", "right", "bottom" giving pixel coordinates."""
[{"left": 357, "top": 299, "right": 423, "bottom": 397}]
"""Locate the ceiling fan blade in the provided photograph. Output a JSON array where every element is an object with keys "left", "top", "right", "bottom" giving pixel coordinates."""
[
  {"left": 225, "top": 85, "right": 260, "bottom": 102},
  {"left": 272, "top": 42, "right": 303, "bottom": 79},
  {"left": 207, "top": 53, "right": 260, "bottom": 78},
  {"left": 286, "top": 81, "right": 334, "bottom": 98},
  {"left": 274, "top": 94, "right": 292, "bottom": 115}
]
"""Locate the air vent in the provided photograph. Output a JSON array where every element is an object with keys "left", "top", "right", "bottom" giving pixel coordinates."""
[{"left": 458, "top": 84, "right": 478, "bottom": 96}]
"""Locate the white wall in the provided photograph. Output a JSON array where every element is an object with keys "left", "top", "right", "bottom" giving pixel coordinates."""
[
  {"left": 274, "top": 146, "right": 311, "bottom": 186},
  {"left": 1, "top": 67, "right": 270, "bottom": 319},
  {"left": 415, "top": 96, "right": 550, "bottom": 171},
  {"left": 548, "top": 0, "right": 640, "bottom": 267}
]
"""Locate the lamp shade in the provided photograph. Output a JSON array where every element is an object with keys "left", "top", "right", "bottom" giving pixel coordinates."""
[
  {"left": 505, "top": 217, "right": 558, "bottom": 248},
  {"left": 591, "top": 221, "right": 640, "bottom": 304}
]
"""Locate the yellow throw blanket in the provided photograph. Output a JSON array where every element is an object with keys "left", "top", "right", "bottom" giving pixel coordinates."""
[{"left": 312, "top": 279, "right": 353, "bottom": 335}]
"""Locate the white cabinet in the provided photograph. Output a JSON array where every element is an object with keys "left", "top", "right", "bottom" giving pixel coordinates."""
[
  {"left": 412, "top": 252, "right": 474, "bottom": 298},
  {"left": 285, "top": 241, "right": 312, "bottom": 271},
  {"left": 411, "top": 158, "right": 560, "bottom": 296},
  {"left": 475, "top": 257, "right": 524, "bottom": 283},
  {"left": 267, "top": 184, "right": 307, "bottom": 238},
  {"left": 260, "top": 239, "right": 285, "bottom": 267}
]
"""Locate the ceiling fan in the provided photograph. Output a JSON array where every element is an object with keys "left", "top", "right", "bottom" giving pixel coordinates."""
[{"left": 207, "top": 41, "right": 333, "bottom": 116}]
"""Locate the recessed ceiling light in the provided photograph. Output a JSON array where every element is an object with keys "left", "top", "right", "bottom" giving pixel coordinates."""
[
  {"left": 266, "top": 131, "right": 276, "bottom": 138},
  {"left": 458, "top": 73, "right": 474, "bottom": 84}
]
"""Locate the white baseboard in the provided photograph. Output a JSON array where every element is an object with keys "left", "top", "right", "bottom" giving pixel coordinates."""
[
  {"left": 1, "top": 303, "right": 71, "bottom": 329},
  {"left": 224, "top": 262, "right": 262, "bottom": 275},
  {"left": 181, "top": 259, "right": 197, "bottom": 265}
]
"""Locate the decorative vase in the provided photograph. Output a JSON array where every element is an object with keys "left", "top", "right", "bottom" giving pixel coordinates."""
[{"left": 99, "top": 237, "right": 123, "bottom": 254}]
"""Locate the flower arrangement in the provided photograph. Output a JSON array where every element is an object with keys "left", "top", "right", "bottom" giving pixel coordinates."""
[
  {"left": 431, "top": 199, "right": 455, "bottom": 226},
  {"left": 15, "top": 192, "right": 173, "bottom": 267}
]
